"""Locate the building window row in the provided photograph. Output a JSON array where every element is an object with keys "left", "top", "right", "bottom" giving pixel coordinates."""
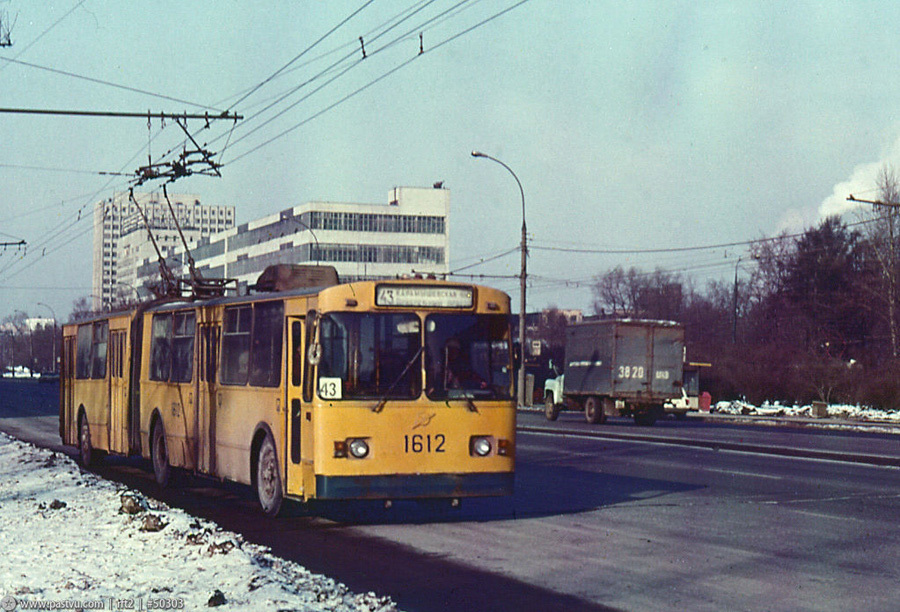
[
  {"left": 312, "top": 243, "right": 445, "bottom": 265},
  {"left": 303, "top": 211, "right": 445, "bottom": 235}
]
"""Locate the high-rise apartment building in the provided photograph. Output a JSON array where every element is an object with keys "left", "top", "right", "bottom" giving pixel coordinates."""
[{"left": 91, "top": 191, "right": 234, "bottom": 309}]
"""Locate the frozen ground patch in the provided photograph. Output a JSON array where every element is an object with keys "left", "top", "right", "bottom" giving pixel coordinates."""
[
  {"left": 0, "top": 432, "right": 398, "bottom": 611},
  {"left": 713, "top": 400, "right": 900, "bottom": 423}
]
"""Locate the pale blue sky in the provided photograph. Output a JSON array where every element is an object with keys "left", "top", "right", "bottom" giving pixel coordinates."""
[{"left": 2, "top": 1, "right": 899, "bottom": 320}]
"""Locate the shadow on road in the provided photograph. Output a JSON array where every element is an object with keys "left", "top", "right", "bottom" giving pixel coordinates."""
[{"left": 301, "top": 459, "right": 700, "bottom": 524}]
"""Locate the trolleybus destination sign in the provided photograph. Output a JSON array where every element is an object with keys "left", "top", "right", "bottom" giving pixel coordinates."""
[{"left": 375, "top": 285, "right": 474, "bottom": 308}]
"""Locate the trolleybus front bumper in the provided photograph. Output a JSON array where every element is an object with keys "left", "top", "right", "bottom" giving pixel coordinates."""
[{"left": 315, "top": 472, "right": 514, "bottom": 500}]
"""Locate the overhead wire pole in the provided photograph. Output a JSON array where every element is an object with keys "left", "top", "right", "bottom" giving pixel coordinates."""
[
  {"left": 471, "top": 151, "right": 527, "bottom": 409},
  {"left": 848, "top": 193, "right": 900, "bottom": 358}
]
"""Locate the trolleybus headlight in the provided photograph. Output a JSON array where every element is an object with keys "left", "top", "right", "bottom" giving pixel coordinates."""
[
  {"left": 470, "top": 436, "right": 493, "bottom": 457},
  {"left": 348, "top": 438, "right": 370, "bottom": 459}
]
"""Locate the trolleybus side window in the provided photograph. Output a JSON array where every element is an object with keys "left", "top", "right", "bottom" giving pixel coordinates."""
[
  {"left": 91, "top": 321, "right": 109, "bottom": 380},
  {"left": 425, "top": 314, "right": 512, "bottom": 400},
  {"left": 291, "top": 321, "right": 303, "bottom": 387},
  {"left": 222, "top": 306, "right": 252, "bottom": 385},
  {"left": 318, "top": 313, "right": 421, "bottom": 399},
  {"left": 303, "top": 311, "right": 317, "bottom": 402},
  {"left": 75, "top": 324, "right": 92, "bottom": 379},
  {"left": 150, "top": 314, "right": 173, "bottom": 382},
  {"left": 171, "top": 312, "right": 196, "bottom": 383},
  {"left": 221, "top": 301, "right": 284, "bottom": 387},
  {"left": 249, "top": 301, "right": 284, "bottom": 388},
  {"left": 200, "top": 326, "right": 218, "bottom": 383},
  {"left": 150, "top": 311, "right": 196, "bottom": 383}
]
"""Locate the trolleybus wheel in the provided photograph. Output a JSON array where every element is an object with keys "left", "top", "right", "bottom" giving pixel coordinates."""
[
  {"left": 256, "top": 433, "right": 284, "bottom": 517},
  {"left": 584, "top": 396, "right": 606, "bottom": 424},
  {"left": 544, "top": 394, "right": 560, "bottom": 421},
  {"left": 151, "top": 421, "right": 172, "bottom": 487},
  {"left": 79, "top": 413, "right": 95, "bottom": 467}
]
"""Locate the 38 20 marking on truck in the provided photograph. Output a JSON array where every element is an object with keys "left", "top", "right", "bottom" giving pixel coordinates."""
[{"left": 617, "top": 365, "right": 646, "bottom": 379}]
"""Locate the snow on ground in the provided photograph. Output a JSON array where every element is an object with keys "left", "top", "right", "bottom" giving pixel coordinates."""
[
  {"left": 713, "top": 400, "right": 900, "bottom": 422},
  {"left": 0, "top": 432, "right": 398, "bottom": 612}
]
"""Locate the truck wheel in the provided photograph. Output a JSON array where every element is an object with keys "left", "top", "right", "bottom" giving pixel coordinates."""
[
  {"left": 544, "top": 395, "right": 560, "bottom": 421},
  {"left": 584, "top": 396, "right": 606, "bottom": 424}
]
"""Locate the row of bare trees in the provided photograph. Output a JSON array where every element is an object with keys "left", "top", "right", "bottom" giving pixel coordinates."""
[
  {"left": 0, "top": 313, "right": 57, "bottom": 374},
  {"left": 582, "top": 167, "right": 900, "bottom": 408}
]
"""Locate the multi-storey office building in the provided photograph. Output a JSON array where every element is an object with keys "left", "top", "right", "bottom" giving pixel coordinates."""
[
  {"left": 91, "top": 191, "right": 234, "bottom": 309},
  {"left": 134, "top": 186, "right": 450, "bottom": 294}
]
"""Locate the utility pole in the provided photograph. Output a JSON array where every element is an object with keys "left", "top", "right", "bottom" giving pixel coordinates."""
[
  {"left": 733, "top": 257, "right": 740, "bottom": 344},
  {"left": 848, "top": 192, "right": 900, "bottom": 357}
]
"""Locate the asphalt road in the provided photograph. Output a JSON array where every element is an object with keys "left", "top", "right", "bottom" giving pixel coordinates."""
[{"left": 3, "top": 381, "right": 899, "bottom": 611}]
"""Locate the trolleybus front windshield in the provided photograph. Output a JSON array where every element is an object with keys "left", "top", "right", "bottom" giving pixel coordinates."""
[
  {"left": 316, "top": 312, "right": 512, "bottom": 402},
  {"left": 318, "top": 312, "right": 422, "bottom": 399},
  {"left": 425, "top": 314, "right": 512, "bottom": 400}
]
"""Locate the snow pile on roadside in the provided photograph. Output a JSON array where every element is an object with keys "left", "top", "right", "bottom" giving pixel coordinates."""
[
  {"left": 825, "top": 404, "right": 900, "bottom": 422},
  {"left": 0, "top": 432, "right": 398, "bottom": 612},
  {"left": 713, "top": 400, "right": 900, "bottom": 422}
]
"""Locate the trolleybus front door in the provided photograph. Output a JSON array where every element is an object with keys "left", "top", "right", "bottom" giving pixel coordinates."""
[{"left": 286, "top": 317, "right": 307, "bottom": 497}]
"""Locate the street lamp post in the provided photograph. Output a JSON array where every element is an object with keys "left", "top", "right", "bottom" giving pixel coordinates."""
[
  {"left": 37, "top": 302, "right": 58, "bottom": 373},
  {"left": 471, "top": 151, "right": 527, "bottom": 408}
]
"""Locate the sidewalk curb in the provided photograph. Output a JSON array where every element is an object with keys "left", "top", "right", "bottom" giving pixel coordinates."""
[{"left": 691, "top": 411, "right": 900, "bottom": 430}]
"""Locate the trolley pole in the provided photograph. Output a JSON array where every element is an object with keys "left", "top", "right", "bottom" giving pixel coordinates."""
[{"left": 471, "top": 151, "right": 527, "bottom": 408}]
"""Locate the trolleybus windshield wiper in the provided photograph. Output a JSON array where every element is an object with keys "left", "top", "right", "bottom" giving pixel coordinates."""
[
  {"left": 446, "top": 391, "right": 479, "bottom": 413},
  {"left": 371, "top": 346, "right": 423, "bottom": 413}
]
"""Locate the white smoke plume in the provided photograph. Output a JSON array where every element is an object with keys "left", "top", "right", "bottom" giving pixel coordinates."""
[{"left": 819, "top": 131, "right": 900, "bottom": 219}]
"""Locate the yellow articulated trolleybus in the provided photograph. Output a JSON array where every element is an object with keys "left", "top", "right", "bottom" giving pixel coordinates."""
[{"left": 60, "top": 267, "right": 516, "bottom": 515}]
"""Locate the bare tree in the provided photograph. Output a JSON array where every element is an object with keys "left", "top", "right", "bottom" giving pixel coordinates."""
[
  {"left": 591, "top": 266, "right": 641, "bottom": 316},
  {"left": 69, "top": 296, "right": 98, "bottom": 323}
]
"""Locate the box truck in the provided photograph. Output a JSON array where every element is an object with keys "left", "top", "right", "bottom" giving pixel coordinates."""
[{"left": 543, "top": 319, "right": 684, "bottom": 426}]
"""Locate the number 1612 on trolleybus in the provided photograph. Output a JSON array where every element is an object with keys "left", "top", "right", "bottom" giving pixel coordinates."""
[{"left": 60, "top": 267, "right": 516, "bottom": 515}]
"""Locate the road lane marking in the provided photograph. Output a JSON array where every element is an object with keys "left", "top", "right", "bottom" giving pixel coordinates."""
[
  {"left": 705, "top": 467, "right": 784, "bottom": 480},
  {"left": 789, "top": 508, "right": 870, "bottom": 524}
]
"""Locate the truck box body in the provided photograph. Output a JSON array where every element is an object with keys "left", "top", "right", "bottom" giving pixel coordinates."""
[{"left": 562, "top": 319, "right": 684, "bottom": 402}]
